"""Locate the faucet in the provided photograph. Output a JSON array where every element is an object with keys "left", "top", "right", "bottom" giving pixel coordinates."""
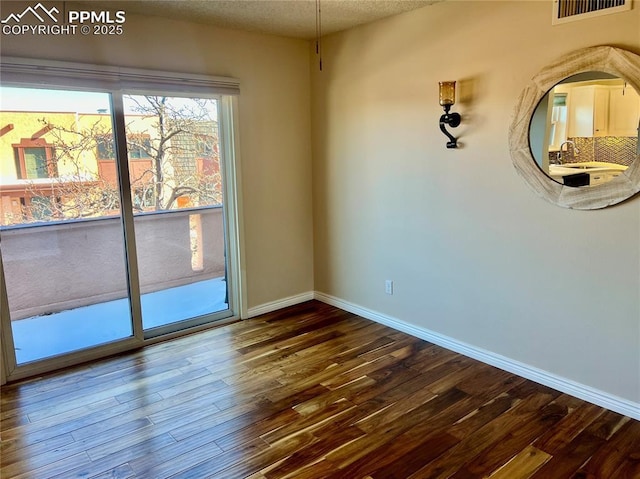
[{"left": 557, "top": 140, "right": 580, "bottom": 164}]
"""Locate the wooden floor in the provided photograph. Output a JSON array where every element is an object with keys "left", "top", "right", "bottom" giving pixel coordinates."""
[{"left": 1, "top": 301, "right": 639, "bottom": 479}]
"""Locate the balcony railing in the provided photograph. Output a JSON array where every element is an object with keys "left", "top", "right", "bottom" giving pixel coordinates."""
[{"left": 1, "top": 206, "right": 225, "bottom": 320}]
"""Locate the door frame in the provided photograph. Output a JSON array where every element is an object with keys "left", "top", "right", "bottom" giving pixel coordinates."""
[{"left": 0, "top": 59, "right": 246, "bottom": 383}]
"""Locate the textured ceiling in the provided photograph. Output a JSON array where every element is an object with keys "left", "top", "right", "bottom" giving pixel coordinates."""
[{"left": 81, "top": 1, "right": 439, "bottom": 39}]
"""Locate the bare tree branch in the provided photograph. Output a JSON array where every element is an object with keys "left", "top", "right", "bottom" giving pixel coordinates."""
[{"left": 17, "top": 96, "right": 222, "bottom": 224}]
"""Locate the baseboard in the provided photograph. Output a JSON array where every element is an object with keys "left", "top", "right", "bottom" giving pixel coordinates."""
[
  {"left": 314, "top": 292, "right": 640, "bottom": 421},
  {"left": 246, "top": 291, "right": 315, "bottom": 319}
]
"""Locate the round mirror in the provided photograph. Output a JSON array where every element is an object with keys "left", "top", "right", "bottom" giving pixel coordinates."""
[
  {"left": 530, "top": 72, "right": 639, "bottom": 188},
  {"left": 509, "top": 46, "right": 640, "bottom": 209}
]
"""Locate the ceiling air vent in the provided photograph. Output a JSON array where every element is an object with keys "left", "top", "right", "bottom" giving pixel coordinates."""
[{"left": 552, "top": 0, "right": 632, "bottom": 24}]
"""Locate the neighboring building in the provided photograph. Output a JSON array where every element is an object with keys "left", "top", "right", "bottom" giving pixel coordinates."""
[{"left": 0, "top": 108, "right": 220, "bottom": 225}]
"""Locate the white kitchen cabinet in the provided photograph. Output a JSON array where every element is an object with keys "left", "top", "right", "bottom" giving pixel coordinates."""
[
  {"left": 608, "top": 85, "right": 640, "bottom": 136},
  {"left": 589, "top": 170, "right": 624, "bottom": 186},
  {"left": 589, "top": 171, "right": 607, "bottom": 186},
  {"left": 567, "top": 83, "right": 640, "bottom": 138},
  {"left": 567, "top": 85, "right": 609, "bottom": 137}
]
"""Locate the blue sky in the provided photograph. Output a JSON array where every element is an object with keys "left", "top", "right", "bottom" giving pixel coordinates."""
[
  {"left": 0, "top": 87, "right": 112, "bottom": 114},
  {"left": 0, "top": 87, "right": 218, "bottom": 118}
]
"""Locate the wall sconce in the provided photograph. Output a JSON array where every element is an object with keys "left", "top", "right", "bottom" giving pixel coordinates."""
[{"left": 439, "top": 81, "right": 461, "bottom": 149}]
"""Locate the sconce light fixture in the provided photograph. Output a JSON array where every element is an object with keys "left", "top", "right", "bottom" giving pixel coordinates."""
[{"left": 439, "top": 81, "right": 461, "bottom": 148}]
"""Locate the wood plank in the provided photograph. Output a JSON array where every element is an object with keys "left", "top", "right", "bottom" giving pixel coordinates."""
[
  {"left": 407, "top": 386, "right": 560, "bottom": 478},
  {"left": 356, "top": 393, "right": 518, "bottom": 478},
  {"left": 487, "top": 445, "right": 551, "bottom": 479},
  {"left": 292, "top": 375, "right": 376, "bottom": 416},
  {"left": 354, "top": 384, "right": 438, "bottom": 433},
  {"left": 50, "top": 433, "right": 176, "bottom": 479},
  {"left": 264, "top": 458, "right": 337, "bottom": 479},
  {"left": 528, "top": 410, "right": 628, "bottom": 478},
  {"left": 263, "top": 426, "right": 365, "bottom": 478},
  {"left": 81, "top": 463, "right": 135, "bottom": 479},
  {"left": 324, "top": 387, "right": 469, "bottom": 470},
  {"left": 2, "top": 417, "right": 152, "bottom": 477},
  {"left": 446, "top": 393, "right": 519, "bottom": 440},
  {"left": 126, "top": 430, "right": 241, "bottom": 477},
  {"left": 449, "top": 400, "right": 570, "bottom": 478},
  {"left": 610, "top": 458, "right": 640, "bottom": 479},
  {"left": 172, "top": 432, "right": 318, "bottom": 479},
  {"left": 577, "top": 418, "right": 640, "bottom": 478},
  {"left": 216, "top": 407, "right": 301, "bottom": 451},
  {"left": 1, "top": 394, "right": 159, "bottom": 453},
  {"left": 534, "top": 400, "right": 606, "bottom": 454},
  {"left": 10, "top": 452, "right": 92, "bottom": 479},
  {"left": 261, "top": 398, "right": 355, "bottom": 445},
  {"left": 336, "top": 431, "right": 460, "bottom": 479},
  {"left": 129, "top": 437, "right": 241, "bottom": 479}
]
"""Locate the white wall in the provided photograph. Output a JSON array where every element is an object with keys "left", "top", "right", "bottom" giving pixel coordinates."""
[
  {"left": 0, "top": 5, "right": 315, "bottom": 312},
  {"left": 311, "top": 1, "right": 640, "bottom": 407}
]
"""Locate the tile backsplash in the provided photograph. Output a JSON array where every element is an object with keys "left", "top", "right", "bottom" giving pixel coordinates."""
[{"left": 549, "top": 136, "right": 638, "bottom": 166}]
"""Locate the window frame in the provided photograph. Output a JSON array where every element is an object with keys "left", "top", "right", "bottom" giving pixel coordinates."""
[{"left": 12, "top": 138, "right": 57, "bottom": 179}]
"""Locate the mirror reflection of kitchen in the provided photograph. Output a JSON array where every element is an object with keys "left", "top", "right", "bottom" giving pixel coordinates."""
[{"left": 530, "top": 72, "right": 640, "bottom": 187}]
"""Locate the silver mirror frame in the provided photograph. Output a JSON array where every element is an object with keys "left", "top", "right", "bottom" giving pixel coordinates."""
[{"left": 509, "top": 46, "right": 640, "bottom": 209}]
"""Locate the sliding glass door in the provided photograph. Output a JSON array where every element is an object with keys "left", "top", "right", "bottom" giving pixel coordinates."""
[
  {"left": 0, "top": 65, "right": 240, "bottom": 378},
  {"left": 122, "top": 94, "right": 230, "bottom": 333},
  {"left": 0, "top": 87, "right": 134, "bottom": 365}
]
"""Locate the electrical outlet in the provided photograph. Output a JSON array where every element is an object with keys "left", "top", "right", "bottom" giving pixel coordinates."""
[{"left": 385, "top": 280, "right": 393, "bottom": 295}]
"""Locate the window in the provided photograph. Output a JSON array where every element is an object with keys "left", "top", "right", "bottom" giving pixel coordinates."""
[
  {"left": 13, "top": 140, "right": 56, "bottom": 179},
  {"left": 97, "top": 134, "right": 151, "bottom": 160},
  {"left": 196, "top": 135, "right": 214, "bottom": 159},
  {"left": 128, "top": 136, "right": 152, "bottom": 159},
  {"left": 22, "top": 148, "right": 47, "bottom": 178},
  {"left": 132, "top": 187, "right": 154, "bottom": 210},
  {"left": 549, "top": 93, "right": 568, "bottom": 148},
  {"left": 29, "top": 196, "right": 62, "bottom": 221},
  {"left": 96, "top": 135, "right": 115, "bottom": 160}
]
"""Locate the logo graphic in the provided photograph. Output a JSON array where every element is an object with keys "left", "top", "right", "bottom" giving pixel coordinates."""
[
  {"left": 1, "top": 3, "right": 59, "bottom": 24},
  {"left": 1, "top": 3, "right": 125, "bottom": 36}
]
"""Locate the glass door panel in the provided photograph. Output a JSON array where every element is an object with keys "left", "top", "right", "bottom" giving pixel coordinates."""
[
  {"left": 0, "top": 87, "right": 134, "bottom": 364},
  {"left": 122, "top": 95, "right": 229, "bottom": 332}
]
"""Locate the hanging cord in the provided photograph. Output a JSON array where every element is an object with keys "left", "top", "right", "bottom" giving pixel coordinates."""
[{"left": 315, "top": 0, "right": 322, "bottom": 71}]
